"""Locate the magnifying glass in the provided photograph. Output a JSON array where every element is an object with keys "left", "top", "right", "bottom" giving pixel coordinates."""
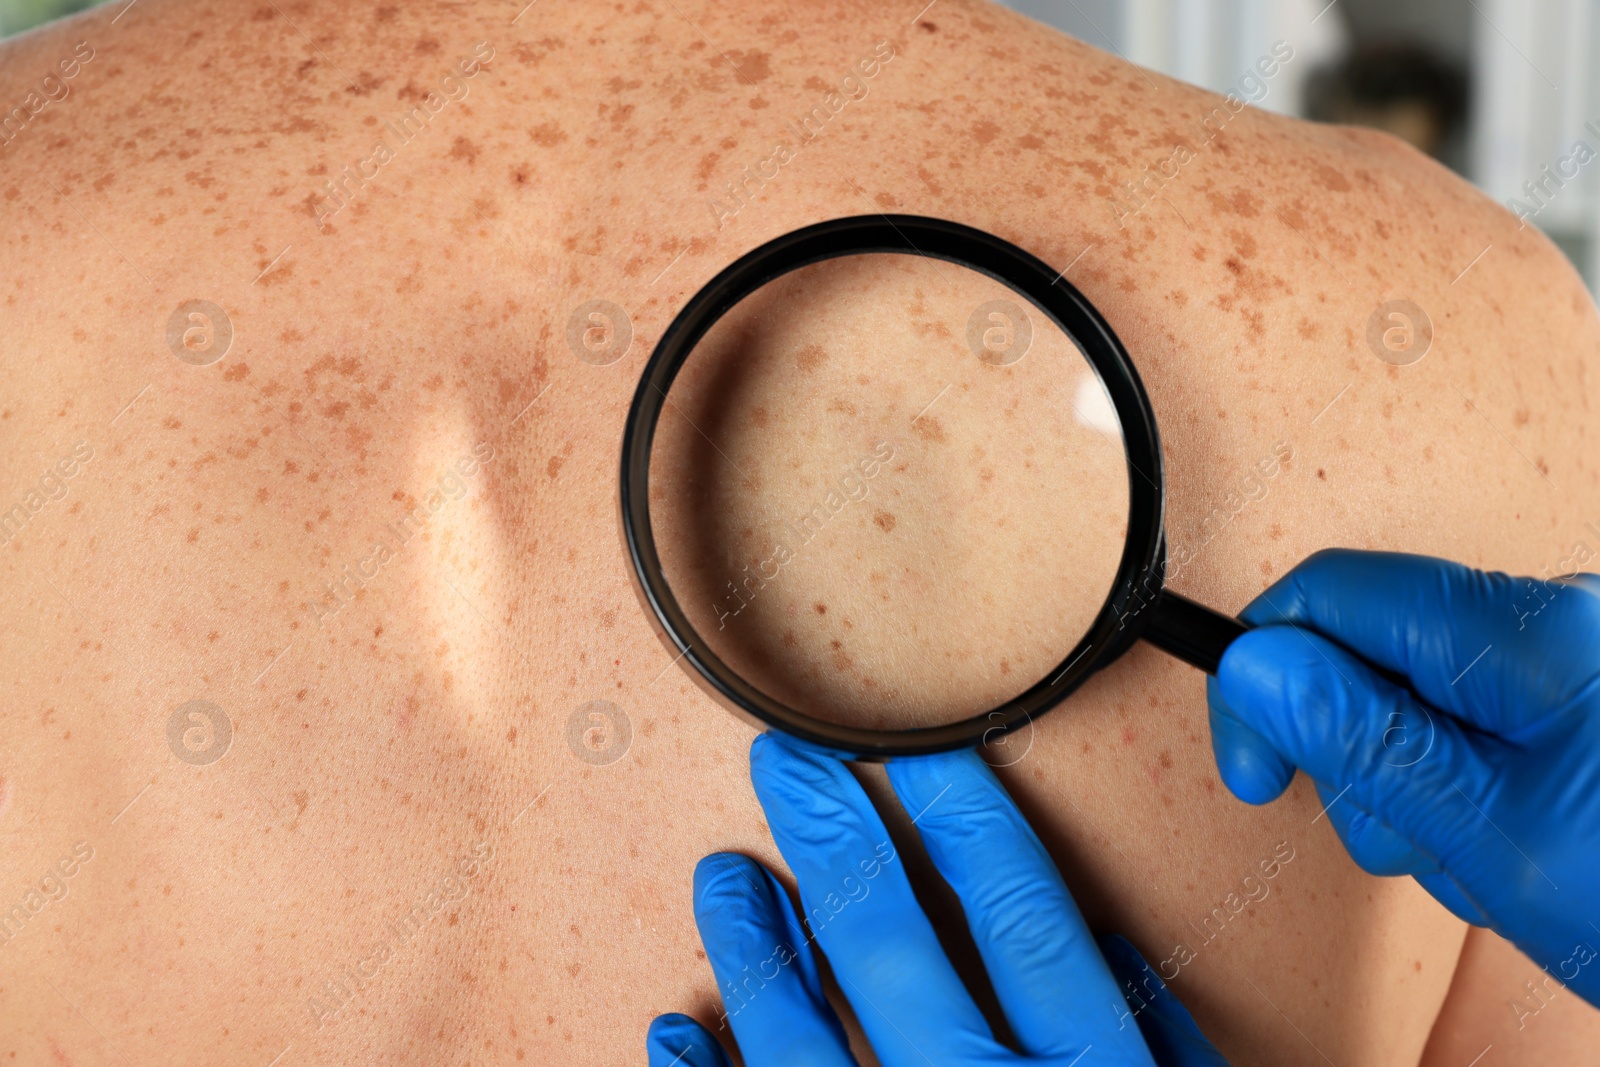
[{"left": 620, "top": 215, "right": 1246, "bottom": 758}]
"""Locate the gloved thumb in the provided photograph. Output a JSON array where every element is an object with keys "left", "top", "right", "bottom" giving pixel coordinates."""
[{"left": 1211, "top": 624, "right": 1497, "bottom": 871}]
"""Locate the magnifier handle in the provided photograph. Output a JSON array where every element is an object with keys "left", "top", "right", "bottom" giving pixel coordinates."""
[{"left": 1143, "top": 589, "right": 1248, "bottom": 675}]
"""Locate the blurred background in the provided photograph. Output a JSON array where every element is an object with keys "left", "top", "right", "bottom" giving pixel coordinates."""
[
  {"left": 6, "top": 0, "right": 1600, "bottom": 292},
  {"left": 1003, "top": 0, "right": 1600, "bottom": 293}
]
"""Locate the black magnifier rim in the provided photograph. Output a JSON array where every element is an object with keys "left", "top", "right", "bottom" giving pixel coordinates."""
[{"left": 620, "top": 214, "right": 1167, "bottom": 757}]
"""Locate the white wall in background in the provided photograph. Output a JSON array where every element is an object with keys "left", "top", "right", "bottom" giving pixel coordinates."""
[
  {"left": 1470, "top": 0, "right": 1600, "bottom": 286},
  {"left": 997, "top": 0, "right": 1346, "bottom": 116},
  {"left": 1000, "top": 0, "right": 1600, "bottom": 292}
]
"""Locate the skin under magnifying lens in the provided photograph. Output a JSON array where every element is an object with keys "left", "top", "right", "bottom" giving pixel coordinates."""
[{"left": 620, "top": 215, "right": 1245, "bottom": 759}]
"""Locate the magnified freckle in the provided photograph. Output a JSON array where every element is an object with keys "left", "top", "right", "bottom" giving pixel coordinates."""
[
  {"left": 814, "top": 602, "right": 827, "bottom": 615},
  {"left": 873, "top": 510, "right": 896, "bottom": 532},
  {"left": 796, "top": 343, "right": 828, "bottom": 371}
]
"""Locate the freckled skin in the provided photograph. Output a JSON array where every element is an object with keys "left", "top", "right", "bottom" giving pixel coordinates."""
[{"left": 0, "top": 0, "right": 1596, "bottom": 1065}]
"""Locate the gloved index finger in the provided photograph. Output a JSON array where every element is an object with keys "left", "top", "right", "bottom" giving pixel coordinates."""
[
  {"left": 1239, "top": 549, "right": 1600, "bottom": 733},
  {"left": 691, "top": 854, "right": 856, "bottom": 1067},
  {"left": 748, "top": 734, "right": 995, "bottom": 1066},
  {"left": 886, "top": 749, "right": 1143, "bottom": 1060}
]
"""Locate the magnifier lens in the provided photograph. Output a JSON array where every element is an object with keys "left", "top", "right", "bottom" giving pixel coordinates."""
[{"left": 649, "top": 253, "right": 1131, "bottom": 731}]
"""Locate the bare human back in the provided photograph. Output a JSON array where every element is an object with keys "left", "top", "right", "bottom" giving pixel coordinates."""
[{"left": 0, "top": 1, "right": 1596, "bottom": 1064}]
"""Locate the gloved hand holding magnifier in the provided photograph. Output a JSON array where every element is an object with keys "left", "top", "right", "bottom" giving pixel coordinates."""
[{"left": 630, "top": 216, "right": 1600, "bottom": 1066}]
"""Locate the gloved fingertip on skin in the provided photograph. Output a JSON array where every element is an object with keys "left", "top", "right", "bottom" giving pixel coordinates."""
[
  {"left": 884, "top": 744, "right": 997, "bottom": 809},
  {"left": 693, "top": 852, "right": 767, "bottom": 909},
  {"left": 646, "top": 1013, "right": 727, "bottom": 1067},
  {"left": 749, "top": 731, "right": 845, "bottom": 787},
  {"left": 1206, "top": 674, "right": 1295, "bottom": 805},
  {"left": 691, "top": 853, "right": 794, "bottom": 967}
]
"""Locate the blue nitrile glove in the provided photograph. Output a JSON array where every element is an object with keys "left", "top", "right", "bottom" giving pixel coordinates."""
[
  {"left": 1208, "top": 549, "right": 1600, "bottom": 1006},
  {"left": 647, "top": 735, "right": 1228, "bottom": 1066}
]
